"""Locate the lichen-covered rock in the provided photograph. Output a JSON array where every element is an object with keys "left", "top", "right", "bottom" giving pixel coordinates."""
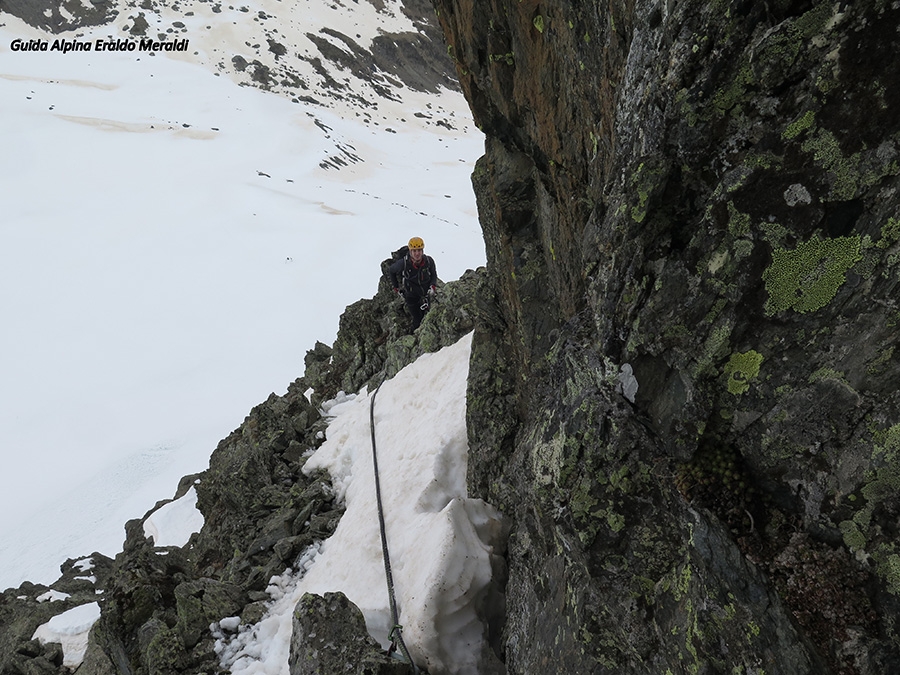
[
  {"left": 289, "top": 592, "right": 409, "bottom": 675},
  {"left": 174, "top": 578, "right": 246, "bottom": 649},
  {"left": 0, "top": 557, "right": 113, "bottom": 675},
  {"left": 75, "top": 632, "right": 119, "bottom": 675},
  {"left": 190, "top": 378, "right": 331, "bottom": 589},
  {"left": 434, "top": 0, "right": 900, "bottom": 672}
]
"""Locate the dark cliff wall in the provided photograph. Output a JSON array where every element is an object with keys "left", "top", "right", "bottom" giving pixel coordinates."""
[{"left": 433, "top": 0, "right": 900, "bottom": 673}]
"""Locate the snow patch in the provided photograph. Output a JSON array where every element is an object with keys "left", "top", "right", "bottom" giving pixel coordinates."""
[
  {"left": 213, "top": 543, "right": 323, "bottom": 671},
  {"left": 32, "top": 602, "right": 101, "bottom": 668},
  {"left": 143, "top": 486, "right": 205, "bottom": 547},
  {"left": 37, "top": 590, "right": 70, "bottom": 603},
  {"left": 73, "top": 557, "right": 94, "bottom": 572}
]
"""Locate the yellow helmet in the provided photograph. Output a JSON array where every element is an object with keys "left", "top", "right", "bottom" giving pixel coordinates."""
[{"left": 408, "top": 236, "right": 425, "bottom": 250}]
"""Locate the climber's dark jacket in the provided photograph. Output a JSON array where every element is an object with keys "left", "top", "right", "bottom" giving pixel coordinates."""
[{"left": 389, "top": 254, "right": 437, "bottom": 298}]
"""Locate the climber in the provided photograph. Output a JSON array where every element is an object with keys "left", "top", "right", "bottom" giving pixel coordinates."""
[{"left": 389, "top": 236, "right": 438, "bottom": 331}]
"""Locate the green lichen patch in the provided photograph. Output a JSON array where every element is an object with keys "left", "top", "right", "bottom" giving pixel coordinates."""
[
  {"left": 839, "top": 519, "right": 867, "bottom": 553},
  {"left": 783, "top": 109, "right": 816, "bottom": 140},
  {"left": 711, "top": 62, "right": 753, "bottom": 117},
  {"left": 877, "top": 217, "right": 900, "bottom": 249},
  {"left": 807, "top": 366, "right": 848, "bottom": 384},
  {"left": 873, "top": 423, "right": 900, "bottom": 464},
  {"left": 723, "top": 350, "right": 763, "bottom": 395},
  {"left": 691, "top": 318, "right": 734, "bottom": 377},
  {"left": 489, "top": 52, "right": 515, "bottom": 65},
  {"left": 832, "top": 424, "right": 900, "bottom": 596},
  {"left": 762, "top": 234, "right": 862, "bottom": 315},
  {"left": 628, "top": 160, "right": 669, "bottom": 223},
  {"left": 855, "top": 234, "right": 882, "bottom": 278},
  {"left": 866, "top": 345, "right": 895, "bottom": 377},
  {"left": 726, "top": 202, "right": 751, "bottom": 237},
  {"left": 875, "top": 550, "right": 900, "bottom": 596},
  {"left": 801, "top": 129, "right": 862, "bottom": 200}
]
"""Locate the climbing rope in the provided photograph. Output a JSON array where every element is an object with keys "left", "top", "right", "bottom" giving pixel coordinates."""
[{"left": 369, "top": 376, "right": 420, "bottom": 674}]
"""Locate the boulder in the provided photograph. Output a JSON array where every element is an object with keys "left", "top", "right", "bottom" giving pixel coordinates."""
[{"left": 289, "top": 592, "right": 409, "bottom": 675}]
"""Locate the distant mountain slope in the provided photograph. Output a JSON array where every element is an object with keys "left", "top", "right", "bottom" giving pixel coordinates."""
[{"left": 2, "top": 0, "right": 460, "bottom": 124}]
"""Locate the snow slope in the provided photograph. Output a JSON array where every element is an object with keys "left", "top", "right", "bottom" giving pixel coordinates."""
[{"left": 0, "top": 0, "right": 484, "bottom": 591}]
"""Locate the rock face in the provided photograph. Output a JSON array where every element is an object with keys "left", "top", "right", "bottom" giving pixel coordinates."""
[{"left": 431, "top": 0, "right": 900, "bottom": 672}]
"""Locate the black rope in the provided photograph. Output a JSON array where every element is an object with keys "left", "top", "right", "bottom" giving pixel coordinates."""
[{"left": 369, "top": 377, "right": 419, "bottom": 674}]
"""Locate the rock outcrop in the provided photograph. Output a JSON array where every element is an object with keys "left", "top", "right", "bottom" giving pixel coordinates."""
[
  {"left": 432, "top": 0, "right": 900, "bottom": 672},
  {"left": 290, "top": 592, "right": 409, "bottom": 675}
]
